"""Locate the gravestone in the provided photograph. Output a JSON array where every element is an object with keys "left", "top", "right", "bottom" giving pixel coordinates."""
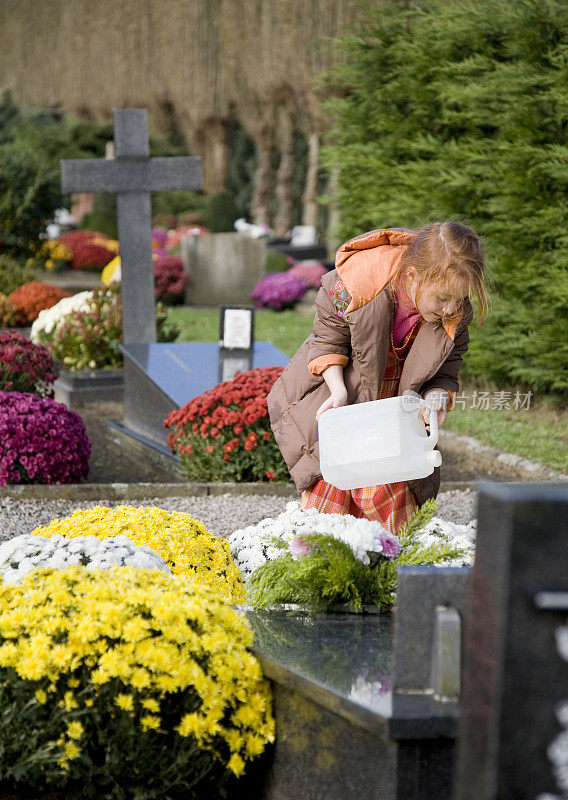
[
  {"left": 454, "top": 482, "right": 568, "bottom": 800},
  {"left": 390, "top": 567, "right": 471, "bottom": 800},
  {"left": 113, "top": 341, "right": 289, "bottom": 452},
  {"left": 181, "top": 232, "right": 266, "bottom": 306},
  {"left": 218, "top": 304, "right": 255, "bottom": 383},
  {"left": 241, "top": 566, "right": 472, "bottom": 800},
  {"left": 61, "top": 108, "right": 202, "bottom": 343},
  {"left": 61, "top": 109, "right": 289, "bottom": 449}
]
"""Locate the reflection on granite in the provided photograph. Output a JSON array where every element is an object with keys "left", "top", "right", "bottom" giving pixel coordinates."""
[
  {"left": 244, "top": 609, "right": 394, "bottom": 719},
  {"left": 261, "top": 683, "right": 398, "bottom": 800},
  {"left": 121, "top": 341, "right": 289, "bottom": 407}
]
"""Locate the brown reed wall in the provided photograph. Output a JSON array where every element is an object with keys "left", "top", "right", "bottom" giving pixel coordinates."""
[{"left": 0, "top": 0, "right": 356, "bottom": 198}]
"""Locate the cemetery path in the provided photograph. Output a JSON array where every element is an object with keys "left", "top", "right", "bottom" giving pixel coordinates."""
[{"left": 80, "top": 401, "right": 550, "bottom": 485}]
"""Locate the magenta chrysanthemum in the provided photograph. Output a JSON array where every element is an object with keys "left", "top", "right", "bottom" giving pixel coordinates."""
[
  {"left": 0, "top": 331, "right": 58, "bottom": 397},
  {"left": 0, "top": 391, "right": 90, "bottom": 485},
  {"left": 250, "top": 273, "right": 308, "bottom": 309}
]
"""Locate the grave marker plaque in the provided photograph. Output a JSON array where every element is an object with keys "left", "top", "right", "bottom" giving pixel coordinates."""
[
  {"left": 218, "top": 304, "right": 255, "bottom": 382},
  {"left": 454, "top": 482, "right": 568, "bottom": 800}
]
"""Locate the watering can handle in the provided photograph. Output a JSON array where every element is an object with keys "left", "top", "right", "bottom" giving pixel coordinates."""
[{"left": 420, "top": 400, "right": 439, "bottom": 447}]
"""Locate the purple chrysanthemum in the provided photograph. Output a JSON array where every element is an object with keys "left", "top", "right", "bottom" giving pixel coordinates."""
[
  {"left": 377, "top": 531, "right": 403, "bottom": 560},
  {"left": 250, "top": 273, "right": 309, "bottom": 310},
  {"left": 287, "top": 260, "right": 328, "bottom": 288},
  {"left": 0, "top": 391, "right": 91, "bottom": 485},
  {"left": 0, "top": 331, "right": 58, "bottom": 397}
]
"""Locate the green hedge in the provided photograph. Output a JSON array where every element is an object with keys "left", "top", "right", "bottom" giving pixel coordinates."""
[
  {"left": 323, "top": 0, "right": 568, "bottom": 399},
  {"left": 0, "top": 144, "right": 61, "bottom": 263}
]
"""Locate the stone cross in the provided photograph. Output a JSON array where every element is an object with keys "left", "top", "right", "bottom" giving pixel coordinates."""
[
  {"left": 61, "top": 108, "right": 202, "bottom": 343},
  {"left": 454, "top": 482, "right": 568, "bottom": 800}
]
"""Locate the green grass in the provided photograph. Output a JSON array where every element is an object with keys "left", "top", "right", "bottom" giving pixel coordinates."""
[
  {"left": 444, "top": 395, "right": 568, "bottom": 474},
  {"left": 168, "top": 306, "right": 313, "bottom": 358},
  {"left": 168, "top": 306, "right": 568, "bottom": 473}
]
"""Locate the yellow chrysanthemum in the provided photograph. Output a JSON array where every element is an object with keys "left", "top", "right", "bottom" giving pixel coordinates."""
[
  {"left": 115, "top": 694, "right": 134, "bottom": 712},
  {"left": 32, "top": 505, "right": 245, "bottom": 603},
  {"left": 101, "top": 255, "right": 121, "bottom": 284},
  {"left": 140, "top": 714, "right": 161, "bottom": 732},
  {"left": 35, "top": 689, "right": 47, "bottom": 705},
  {"left": 64, "top": 741, "right": 81, "bottom": 760},
  {"left": 227, "top": 753, "right": 246, "bottom": 777},
  {"left": 141, "top": 697, "right": 160, "bottom": 713},
  {"left": 0, "top": 567, "right": 274, "bottom": 776},
  {"left": 67, "top": 721, "right": 84, "bottom": 740}
]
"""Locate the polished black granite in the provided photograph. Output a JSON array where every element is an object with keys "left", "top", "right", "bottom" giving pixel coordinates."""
[
  {"left": 455, "top": 483, "right": 568, "bottom": 800},
  {"left": 121, "top": 341, "right": 289, "bottom": 407},
  {"left": 244, "top": 609, "right": 394, "bottom": 724}
]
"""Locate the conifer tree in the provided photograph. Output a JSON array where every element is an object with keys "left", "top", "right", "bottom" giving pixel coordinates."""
[{"left": 324, "top": 0, "right": 568, "bottom": 397}]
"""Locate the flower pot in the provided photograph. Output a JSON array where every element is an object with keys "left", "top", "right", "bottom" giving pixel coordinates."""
[{"left": 53, "top": 367, "right": 124, "bottom": 408}]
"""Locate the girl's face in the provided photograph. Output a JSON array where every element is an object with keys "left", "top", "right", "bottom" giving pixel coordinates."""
[
  {"left": 405, "top": 270, "right": 465, "bottom": 323},
  {"left": 416, "top": 285, "right": 460, "bottom": 322}
]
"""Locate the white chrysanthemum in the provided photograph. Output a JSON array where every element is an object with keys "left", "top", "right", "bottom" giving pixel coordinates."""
[
  {"left": 229, "top": 501, "right": 391, "bottom": 577},
  {"left": 30, "top": 291, "right": 94, "bottom": 342},
  {"left": 0, "top": 534, "right": 169, "bottom": 584},
  {"left": 228, "top": 501, "right": 477, "bottom": 578},
  {"left": 414, "top": 517, "right": 476, "bottom": 567}
]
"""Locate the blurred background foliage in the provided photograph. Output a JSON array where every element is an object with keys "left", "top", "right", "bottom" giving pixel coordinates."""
[
  {"left": 2, "top": 0, "right": 568, "bottom": 402},
  {"left": 323, "top": 0, "right": 568, "bottom": 400}
]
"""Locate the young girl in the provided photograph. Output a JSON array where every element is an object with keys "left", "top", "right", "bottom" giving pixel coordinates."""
[{"left": 267, "top": 222, "right": 488, "bottom": 535}]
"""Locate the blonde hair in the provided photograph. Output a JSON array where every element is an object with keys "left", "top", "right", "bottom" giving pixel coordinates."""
[{"left": 390, "top": 221, "right": 489, "bottom": 323}]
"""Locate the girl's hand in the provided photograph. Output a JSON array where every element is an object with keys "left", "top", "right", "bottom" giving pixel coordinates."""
[
  {"left": 316, "top": 388, "right": 348, "bottom": 421},
  {"left": 420, "top": 388, "right": 450, "bottom": 431}
]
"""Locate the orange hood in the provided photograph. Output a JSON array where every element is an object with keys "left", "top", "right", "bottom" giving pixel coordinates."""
[{"left": 335, "top": 228, "right": 461, "bottom": 341}]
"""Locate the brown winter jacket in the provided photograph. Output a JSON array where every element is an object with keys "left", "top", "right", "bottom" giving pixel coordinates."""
[{"left": 267, "top": 228, "right": 474, "bottom": 506}]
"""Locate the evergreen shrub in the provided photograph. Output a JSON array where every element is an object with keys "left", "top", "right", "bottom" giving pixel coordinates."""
[
  {"left": 0, "top": 294, "right": 19, "bottom": 328},
  {"left": 79, "top": 193, "right": 118, "bottom": 239},
  {"left": 204, "top": 191, "right": 238, "bottom": 233},
  {"left": 0, "top": 254, "right": 34, "bottom": 297},
  {"left": 324, "top": 0, "right": 568, "bottom": 398},
  {"left": 0, "top": 144, "right": 61, "bottom": 263},
  {"left": 152, "top": 190, "right": 207, "bottom": 220},
  {"left": 264, "top": 250, "right": 289, "bottom": 273}
]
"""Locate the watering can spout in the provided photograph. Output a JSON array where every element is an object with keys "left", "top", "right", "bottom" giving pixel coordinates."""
[{"left": 426, "top": 450, "right": 443, "bottom": 468}]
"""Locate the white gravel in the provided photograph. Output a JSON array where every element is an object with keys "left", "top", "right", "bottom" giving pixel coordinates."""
[{"left": 0, "top": 489, "right": 477, "bottom": 541}]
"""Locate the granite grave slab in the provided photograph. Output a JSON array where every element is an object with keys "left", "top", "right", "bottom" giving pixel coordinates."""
[
  {"left": 242, "top": 565, "right": 473, "bottom": 800},
  {"left": 112, "top": 341, "right": 289, "bottom": 452}
]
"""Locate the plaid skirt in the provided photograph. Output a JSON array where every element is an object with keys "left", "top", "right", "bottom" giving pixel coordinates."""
[{"left": 301, "top": 323, "right": 422, "bottom": 535}]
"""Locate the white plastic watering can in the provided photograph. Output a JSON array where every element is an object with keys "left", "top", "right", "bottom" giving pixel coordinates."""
[{"left": 318, "top": 395, "right": 442, "bottom": 490}]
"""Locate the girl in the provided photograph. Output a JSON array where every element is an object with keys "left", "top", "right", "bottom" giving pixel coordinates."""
[{"left": 267, "top": 222, "right": 488, "bottom": 535}]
